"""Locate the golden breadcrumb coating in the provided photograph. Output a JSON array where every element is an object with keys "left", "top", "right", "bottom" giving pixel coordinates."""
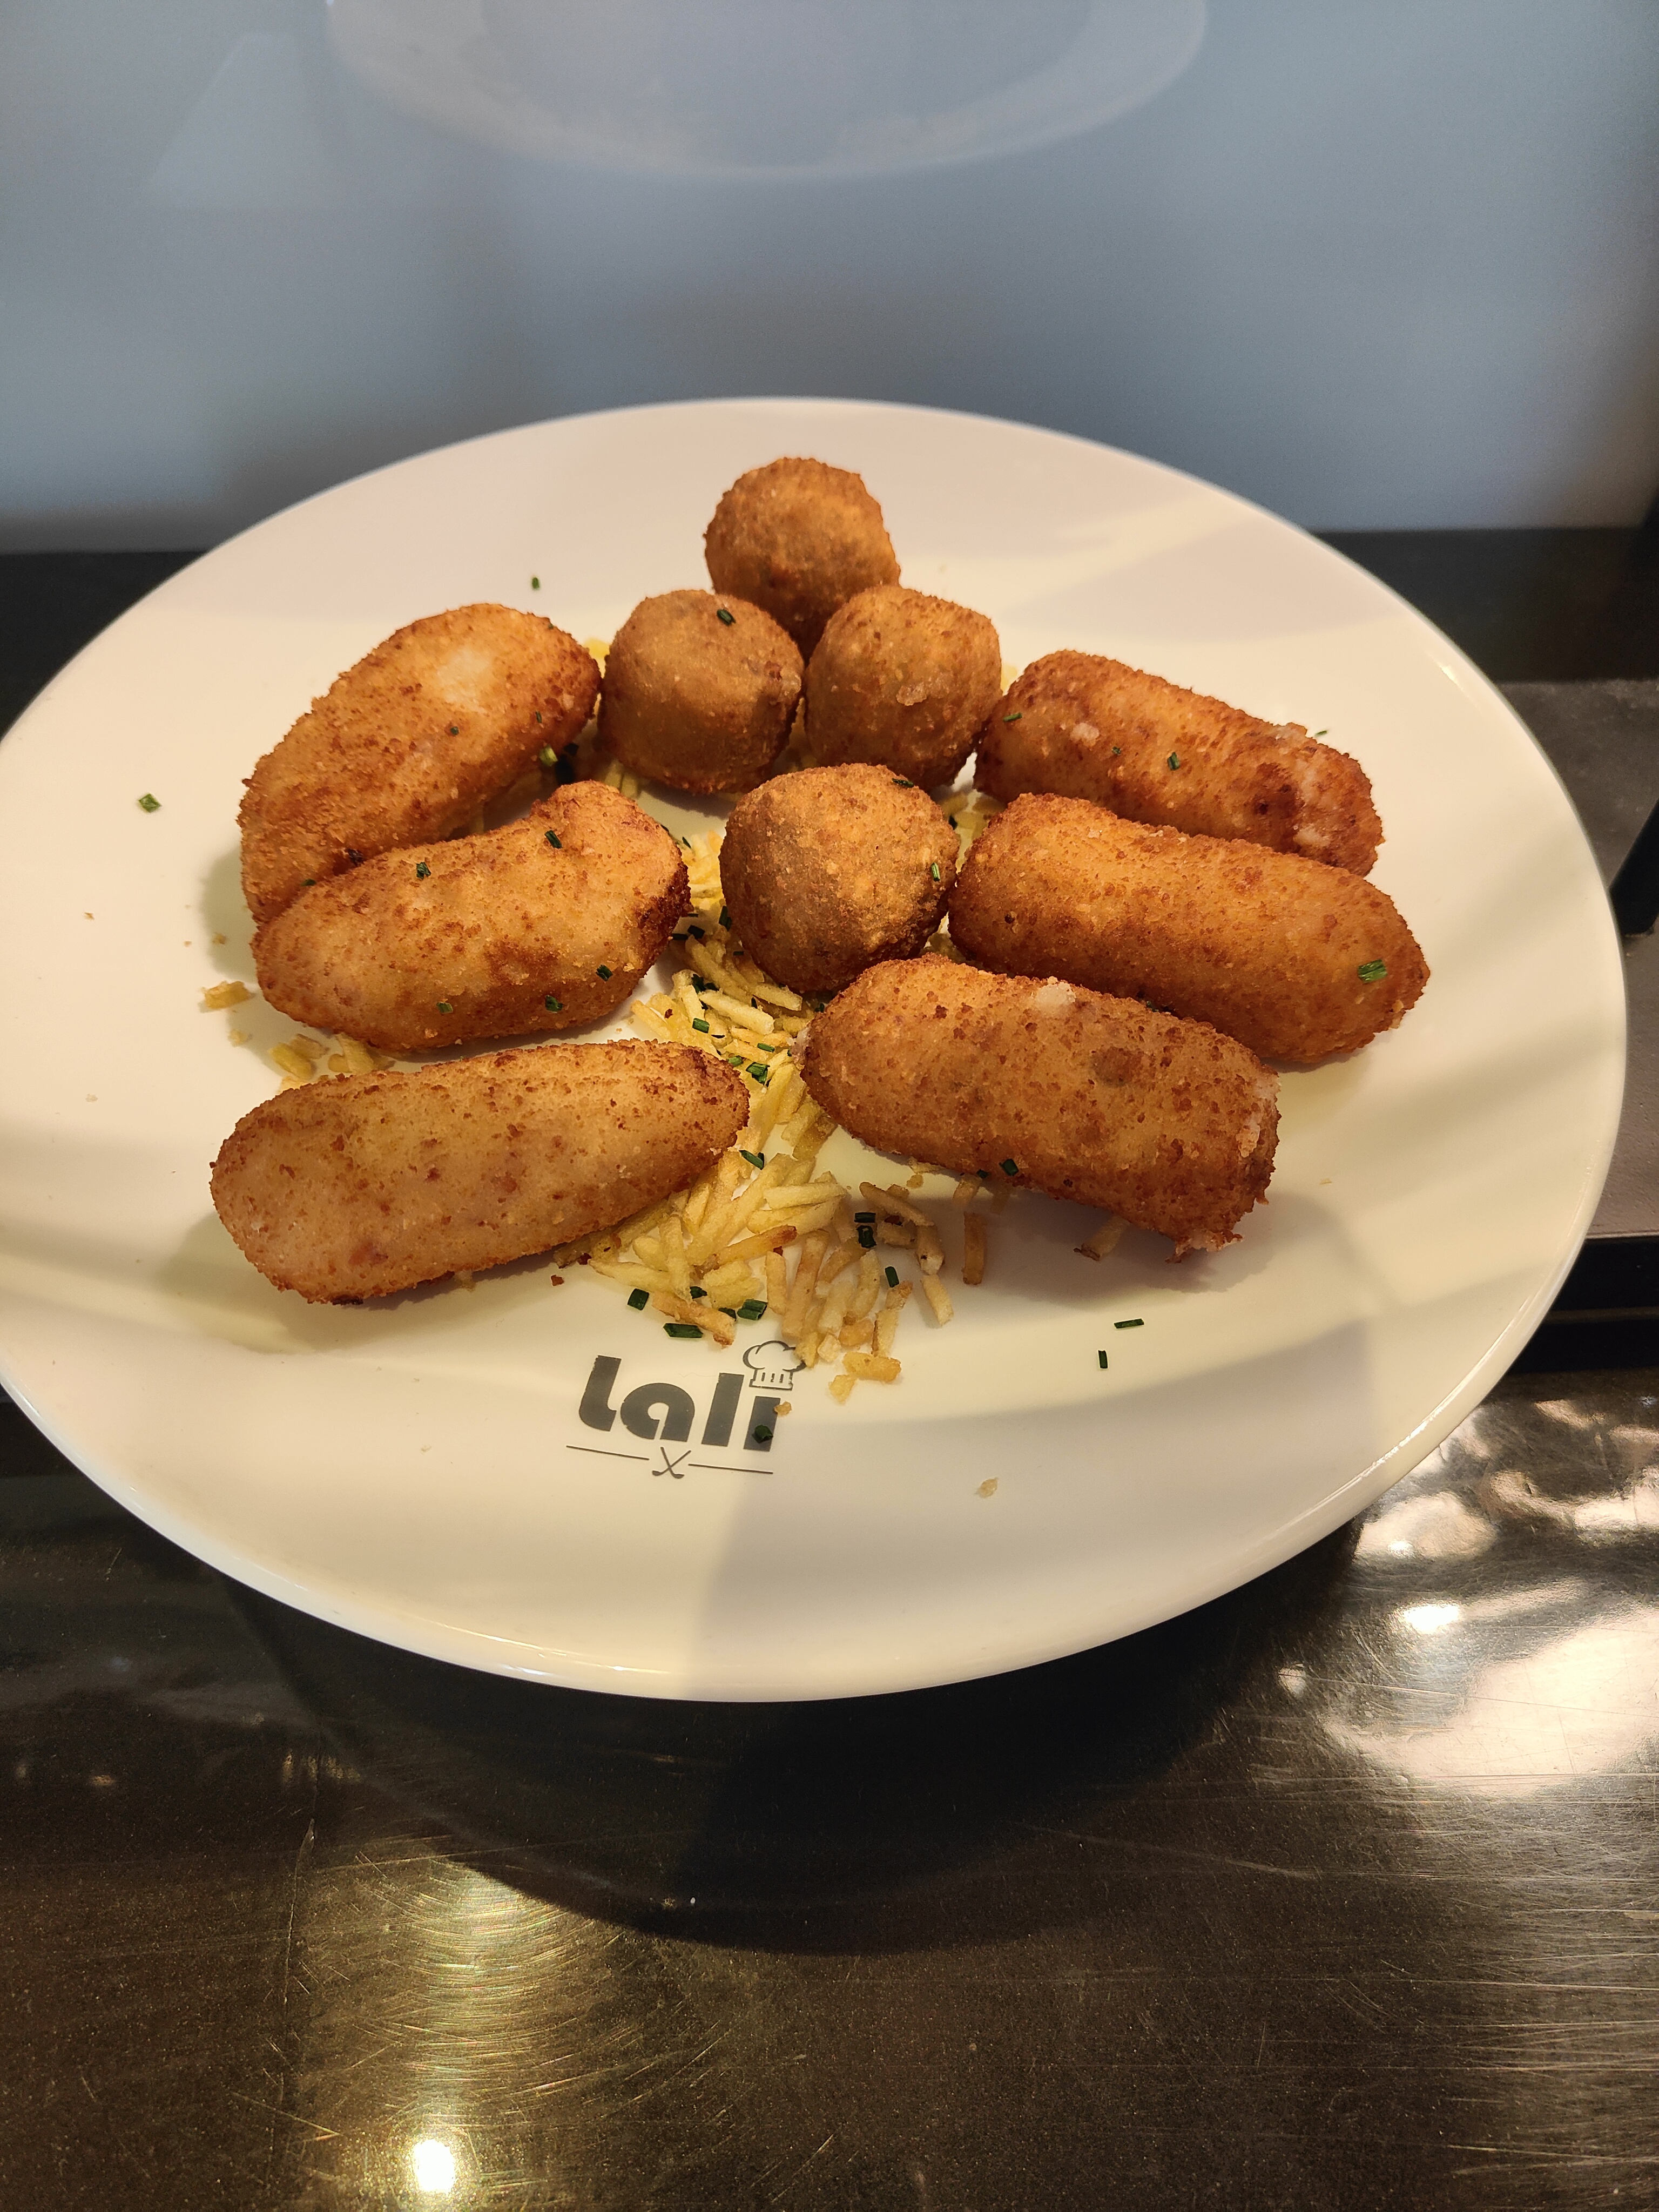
[
  {"left": 797, "top": 959, "right": 1278, "bottom": 1256},
  {"left": 211, "top": 1042, "right": 747, "bottom": 1302},
  {"left": 704, "top": 457, "right": 900, "bottom": 657},
  {"left": 975, "top": 650, "right": 1381, "bottom": 875},
  {"left": 598, "top": 589, "right": 801, "bottom": 793},
  {"left": 721, "top": 762, "right": 957, "bottom": 996},
  {"left": 253, "top": 782, "right": 686, "bottom": 1053},
  {"left": 239, "top": 605, "right": 599, "bottom": 923},
  {"left": 804, "top": 583, "right": 1002, "bottom": 790},
  {"left": 949, "top": 795, "right": 1427, "bottom": 1064}
]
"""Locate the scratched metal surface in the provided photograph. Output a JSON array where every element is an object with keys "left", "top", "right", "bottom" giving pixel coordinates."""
[{"left": 2, "top": 1368, "right": 1657, "bottom": 2209}]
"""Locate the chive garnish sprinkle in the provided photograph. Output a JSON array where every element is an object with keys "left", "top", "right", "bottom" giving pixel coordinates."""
[
  {"left": 716, "top": 606, "right": 735, "bottom": 625},
  {"left": 753, "top": 1426, "right": 773, "bottom": 1444},
  {"left": 737, "top": 1298, "right": 767, "bottom": 1321},
  {"left": 437, "top": 1000, "right": 453, "bottom": 1013},
  {"left": 719, "top": 907, "right": 731, "bottom": 927},
  {"left": 545, "top": 830, "right": 561, "bottom": 847},
  {"left": 664, "top": 1322, "right": 702, "bottom": 1338},
  {"left": 544, "top": 995, "right": 562, "bottom": 1011},
  {"left": 1002, "top": 711, "right": 1022, "bottom": 723},
  {"left": 892, "top": 777, "right": 914, "bottom": 788},
  {"left": 137, "top": 793, "right": 160, "bottom": 812},
  {"left": 596, "top": 964, "right": 612, "bottom": 979},
  {"left": 930, "top": 861, "right": 941, "bottom": 881},
  {"left": 628, "top": 1287, "right": 649, "bottom": 1310},
  {"left": 1115, "top": 1317, "right": 1144, "bottom": 1330},
  {"left": 1097, "top": 1350, "right": 1109, "bottom": 1369},
  {"left": 1357, "top": 959, "right": 1387, "bottom": 982},
  {"left": 688, "top": 1285, "right": 706, "bottom": 1299},
  {"left": 530, "top": 575, "right": 540, "bottom": 589},
  {"left": 538, "top": 745, "right": 557, "bottom": 768},
  {"left": 885, "top": 1265, "right": 899, "bottom": 1288},
  {"left": 857, "top": 1225, "right": 875, "bottom": 1249},
  {"left": 747, "top": 1062, "right": 769, "bottom": 1081},
  {"left": 448, "top": 724, "right": 458, "bottom": 735},
  {"left": 854, "top": 1211, "right": 876, "bottom": 1223},
  {"left": 1000, "top": 1158, "right": 1019, "bottom": 1177},
  {"left": 740, "top": 1149, "right": 765, "bottom": 1168},
  {"left": 415, "top": 861, "right": 430, "bottom": 879},
  {"left": 1166, "top": 752, "right": 1181, "bottom": 770},
  {"left": 692, "top": 1017, "right": 710, "bottom": 1033}
]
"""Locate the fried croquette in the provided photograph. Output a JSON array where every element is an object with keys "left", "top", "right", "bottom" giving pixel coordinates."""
[
  {"left": 211, "top": 1041, "right": 748, "bottom": 1302},
  {"left": 804, "top": 583, "right": 1002, "bottom": 790},
  {"left": 975, "top": 650, "right": 1382, "bottom": 875},
  {"left": 949, "top": 795, "right": 1427, "bottom": 1066},
  {"left": 253, "top": 781, "right": 687, "bottom": 1053},
  {"left": 239, "top": 605, "right": 599, "bottom": 924},
  {"left": 598, "top": 590, "right": 802, "bottom": 794},
  {"left": 704, "top": 457, "right": 900, "bottom": 657},
  {"left": 797, "top": 959, "right": 1278, "bottom": 1256},
  {"left": 721, "top": 763, "right": 956, "bottom": 997}
]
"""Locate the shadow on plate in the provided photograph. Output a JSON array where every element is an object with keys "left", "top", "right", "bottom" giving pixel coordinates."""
[{"left": 233, "top": 1520, "right": 1358, "bottom": 1953}]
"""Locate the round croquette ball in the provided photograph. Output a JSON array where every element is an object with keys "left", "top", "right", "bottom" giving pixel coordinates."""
[
  {"left": 598, "top": 589, "right": 802, "bottom": 794},
  {"left": 720, "top": 763, "right": 957, "bottom": 997},
  {"left": 804, "top": 583, "right": 1002, "bottom": 791},
  {"left": 704, "top": 457, "right": 900, "bottom": 657}
]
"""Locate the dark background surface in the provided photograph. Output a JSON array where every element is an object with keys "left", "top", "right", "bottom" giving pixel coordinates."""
[{"left": 2, "top": 537, "right": 1657, "bottom": 2208}]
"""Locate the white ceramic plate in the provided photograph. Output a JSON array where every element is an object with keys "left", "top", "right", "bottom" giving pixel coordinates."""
[{"left": 0, "top": 400, "right": 1624, "bottom": 1700}]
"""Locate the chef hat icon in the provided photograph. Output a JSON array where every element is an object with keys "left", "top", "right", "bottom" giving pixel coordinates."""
[{"left": 743, "top": 1339, "right": 805, "bottom": 1392}]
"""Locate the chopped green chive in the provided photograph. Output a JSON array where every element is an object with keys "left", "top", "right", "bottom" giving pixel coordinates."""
[
  {"left": 977, "top": 1168, "right": 990, "bottom": 1179},
  {"left": 719, "top": 906, "right": 731, "bottom": 928},
  {"left": 628, "top": 1287, "right": 649, "bottom": 1310},
  {"left": 1111, "top": 745, "right": 1121, "bottom": 757},
  {"left": 534, "top": 711, "right": 543, "bottom": 724},
  {"left": 692, "top": 1017, "right": 710, "bottom": 1033},
  {"left": 137, "top": 793, "right": 160, "bottom": 812},
  {"left": 1000, "top": 1158, "right": 1019, "bottom": 1177},
  {"left": 737, "top": 1298, "right": 767, "bottom": 1321},
  {"left": 437, "top": 1000, "right": 453, "bottom": 1013},
  {"left": 1115, "top": 1317, "right": 1144, "bottom": 1330},
  {"left": 885, "top": 1265, "right": 899, "bottom": 1288},
  {"left": 415, "top": 860, "right": 430, "bottom": 879},
  {"left": 664, "top": 1321, "right": 703, "bottom": 1338},
  {"left": 555, "top": 758, "right": 577, "bottom": 784},
  {"left": 448, "top": 724, "right": 459, "bottom": 735},
  {"left": 739, "top": 1148, "right": 765, "bottom": 1169},
  {"left": 747, "top": 1061, "right": 770, "bottom": 1082},
  {"left": 687, "top": 925, "right": 705, "bottom": 941},
  {"left": 530, "top": 575, "right": 540, "bottom": 590},
  {"left": 854, "top": 1211, "right": 876, "bottom": 1223},
  {"left": 1002, "top": 711, "right": 1022, "bottom": 723},
  {"left": 691, "top": 974, "right": 711, "bottom": 990},
  {"left": 716, "top": 606, "right": 735, "bottom": 625},
  {"left": 930, "top": 861, "right": 941, "bottom": 881},
  {"left": 948, "top": 814, "right": 957, "bottom": 828},
  {"left": 892, "top": 777, "right": 914, "bottom": 788},
  {"left": 1166, "top": 752, "right": 1181, "bottom": 770},
  {"left": 538, "top": 745, "right": 557, "bottom": 768},
  {"left": 1357, "top": 959, "right": 1387, "bottom": 983},
  {"left": 1312, "top": 728, "right": 1328, "bottom": 737},
  {"left": 1097, "top": 1350, "right": 1109, "bottom": 1369},
  {"left": 727, "top": 1055, "right": 746, "bottom": 1068},
  {"left": 857, "top": 1225, "right": 875, "bottom": 1249},
  {"left": 545, "top": 830, "right": 562, "bottom": 847},
  {"left": 753, "top": 1425, "right": 773, "bottom": 1444},
  {"left": 302, "top": 878, "right": 316, "bottom": 887},
  {"left": 596, "top": 964, "right": 612, "bottom": 979},
  {"left": 544, "top": 995, "right": 562, "bottom": 1012},
  {"left": 688, "top": 1285, "right": 706, "bottom": 1299}
]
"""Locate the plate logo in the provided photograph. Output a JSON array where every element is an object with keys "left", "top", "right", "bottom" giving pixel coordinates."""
[{"left": 570, "top": 1354, "right": 784, "bottom": 1479}]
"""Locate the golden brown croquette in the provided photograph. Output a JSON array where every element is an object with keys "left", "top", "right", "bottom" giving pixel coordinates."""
[
  {"left": 721, "top": 762, "right": 957, "bottom": 996},
  {"left": 804, "top": 583, "right": 1002, "bottom": 791},
  {"left": 975, "top": 650, "right": 1382, "bottom": 874},
  {"left": 949, "top": 795, "right": 1427, "bottom": 1065},
  {"left": 598, "top": 589, "right": 802, "bottom": 793},
  {"left": 211, "top": 1042, "right": 748, "bottom": 1302},
  {"left": 239, "top": 605, "right": 599, "bottom": 924},
  {"left": 797, "top": 960, "right": 1279, "bottom": 1256},
  {"left": 704, "top": 457, "right": 900, "bottom": 656},
  {"left": 253, "top": 781, "right": 688, "bottom": 1054}
]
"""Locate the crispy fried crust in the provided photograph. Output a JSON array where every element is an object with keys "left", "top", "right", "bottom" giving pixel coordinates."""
[
  {"left": 804, "top": 583, "right": 1002, "bottom": 790},
  {"left": 598, "top": 590, "right": 802, "bottom": 793},
  {"left": 721, "top": 763, "right": 957, "bottom": 996},
  {"left": 211, "top": 1042, "right": 748, "bottom": 1302},
  {"left": 975, "top": 650, "right": 1381, "bottom": 875},
  {"left": 239, "top": 605, "right": 600, "bottom": 923},
  {"left": 797, "top": 959, "right": 1278, "bottom": 1255},
  {"left": 704, "top": 457, "right": 900, "bottom": 657},
  {"left": 253, "top": 782, "right": 687, "bottom": 1053},
  {"left": 950, "top": 795, "right": 1426, "bottom": 1064}
]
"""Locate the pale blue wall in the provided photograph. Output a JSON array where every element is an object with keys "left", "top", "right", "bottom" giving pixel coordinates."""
[{"left": 4, "top": 0, "right": 1656, "bottom": 547}]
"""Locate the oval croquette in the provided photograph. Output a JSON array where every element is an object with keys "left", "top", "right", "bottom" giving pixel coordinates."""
[
  {"left": 975, "top": 650, "right": 1382, "bottom": 875},
  {"left": 211, "top": 1042, "right": 749, "bottom": 1302},
  {"left": 239, "top": 605, "right": 599, "bottom": 923},
  {"left": 253, "top": 781, "right": 687, "bottom": 1053},
  {"left": 797, "top": 959, "right": 1278, "bottom": 1256},
  {"left": 949, "top": 795, "right": 1427, "bottom": 1064}
]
